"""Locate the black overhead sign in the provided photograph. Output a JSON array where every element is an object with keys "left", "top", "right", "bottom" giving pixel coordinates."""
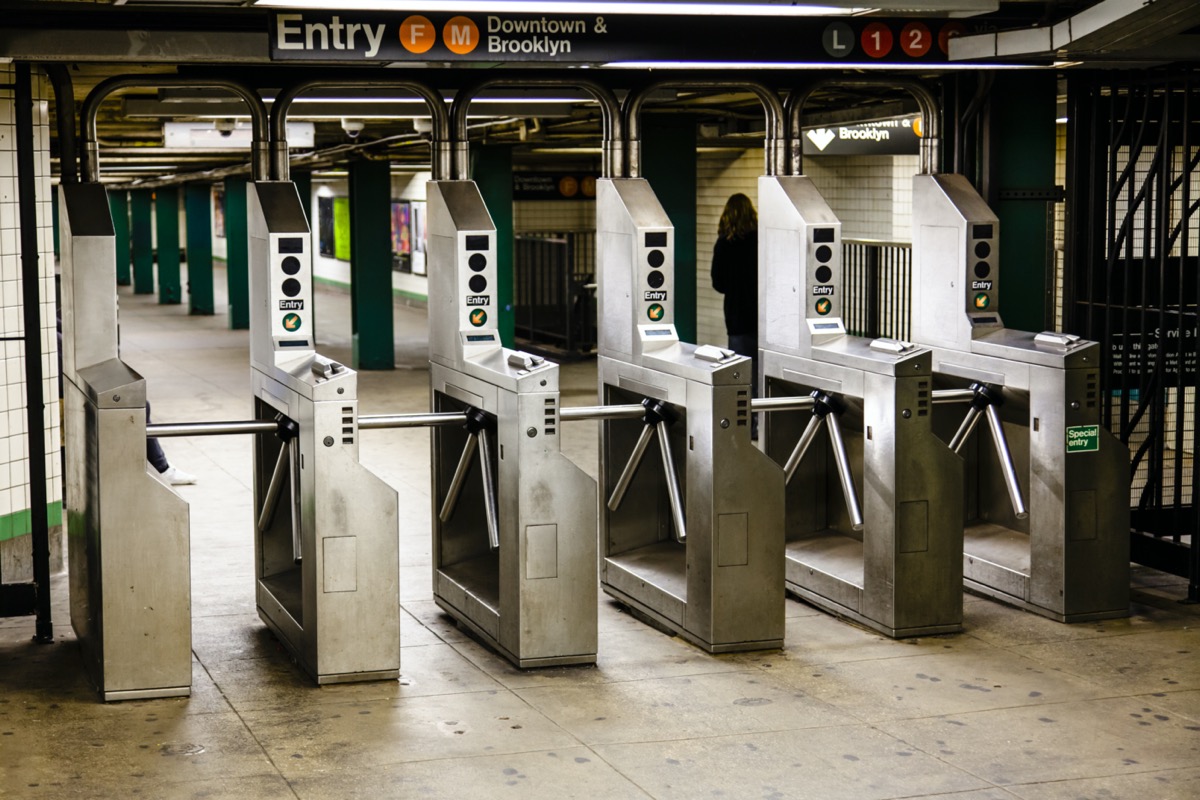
[
  {"left": 268, "top": 12, "right": 977, "bottom": 64},
  {"left": 802, "top": 116, "right": 923, "bottom": 156}
]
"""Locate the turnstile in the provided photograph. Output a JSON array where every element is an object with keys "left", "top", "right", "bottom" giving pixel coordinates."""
[
  {"left": 758, "top": 175, "right": 964, "bottom": 638},
  {"left": 248, "top": 182, "right": 401, "bottom": 682},
  {"left": 597, "top": 177, "right": 785, "bottom": 652},
  {"left": 911, "top": 173, "right": 1130, "bottom": 621},
  {"left": 61, "top": 182, "right": 191, "bottom": 700},
  {"left": 427, "top": 180, "right": 598, "bottom": 668}
]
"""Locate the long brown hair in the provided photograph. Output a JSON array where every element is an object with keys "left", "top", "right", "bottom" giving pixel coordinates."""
[{"left": 718, "top": 193, "right": 757, "bottom": 240}]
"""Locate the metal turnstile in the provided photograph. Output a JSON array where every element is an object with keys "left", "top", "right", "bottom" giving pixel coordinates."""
[
  {"left": 61, "top": 182, "right": 191, "bottom": 701},
  {"left": 912, "top": 173, "right": 1131, "bottom": 622},
  {"left": 758, "top": 175, "right": 964, "bottom": 638},
  {"left": 597, "top": 177, "right": 785, "bottom": 653},
  {"left": 427, "top": 180, "right": 598, "bottom": 668},
  {"left": 248, "top": 182, "right": 401, "bottom": 682}
]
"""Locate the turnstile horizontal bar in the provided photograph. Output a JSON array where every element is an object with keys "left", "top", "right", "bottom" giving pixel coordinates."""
[
  {"left": 561, "top": 404, "right": 645, "bottom": 422},
  {"left": 358, "top": 412, "right": 469, "bottom": 429},
  {"left": 751, "top": 396, "right": 815, "bottom": 412},
  {"left": 932, "top": 389, "right": 976, "bottom": 404},
  {"left": 152, "top": 390, "right": 974, "bottom": 439},
  {"left": 147, "top": 420, "right": 280, "bottom": 437}
]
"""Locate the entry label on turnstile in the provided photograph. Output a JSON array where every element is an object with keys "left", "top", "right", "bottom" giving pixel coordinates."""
[{"left": 1066, "top": 425, "right": 1100, "bottom": 453}]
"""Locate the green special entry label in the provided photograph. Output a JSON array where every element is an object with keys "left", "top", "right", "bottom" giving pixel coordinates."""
[{"left": 1066, "top": 424, "right": 1100, "bottom": 453}]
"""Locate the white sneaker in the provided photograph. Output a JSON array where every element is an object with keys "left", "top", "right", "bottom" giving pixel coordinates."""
[{"left": 163, "top": 466, "right": 197, "bottom": 485}]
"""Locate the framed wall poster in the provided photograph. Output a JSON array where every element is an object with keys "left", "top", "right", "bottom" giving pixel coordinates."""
[
  {"left": 317, "top": 195, "right": 334, "bottom": 257},
  {"left": 333, "top": 196, "right": 351, "bottom": 261}
]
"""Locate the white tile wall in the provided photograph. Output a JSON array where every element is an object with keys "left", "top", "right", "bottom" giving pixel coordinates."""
[{"left": 0, "top": 65, "right": 62, "bottom": 537}]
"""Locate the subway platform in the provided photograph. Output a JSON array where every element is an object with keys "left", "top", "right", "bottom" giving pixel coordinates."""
[{"left": 1, "top": 269, "right": 1199, "bottom": 799}]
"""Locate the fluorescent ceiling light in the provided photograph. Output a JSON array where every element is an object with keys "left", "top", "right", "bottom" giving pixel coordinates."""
[
  {"left": 255, "top": 1, "right": 865, "bottom": 17},
  {"left": 605, "top": 60, "right": 1047, "bottom": 69}
]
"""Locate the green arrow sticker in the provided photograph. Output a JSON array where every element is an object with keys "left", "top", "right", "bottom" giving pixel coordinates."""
[
  {"left": 282, "top": 313, "right": 302, "bottom": 332},
  {"left": 1066, "top": 424, "right": 1099, "bottom": 453}
]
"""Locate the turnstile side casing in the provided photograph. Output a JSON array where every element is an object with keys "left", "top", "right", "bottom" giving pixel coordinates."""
[
  {"left": 497, "top": 385, "right": 599, "bottom": 661},
  {"left": 66, "top": 371, "right": 191, "bottom": 700},
  {"left": 431, "top": 362, "right": 599, "bottom": 665},
  {"left": 684, "top": 379, "right": 786, "bottom": 647},
  {"left": 253, "top": 370, "right": 401, "bottom": 681},
  {"left": 859, "top": 370, "right": 964, "bottom": 633}
]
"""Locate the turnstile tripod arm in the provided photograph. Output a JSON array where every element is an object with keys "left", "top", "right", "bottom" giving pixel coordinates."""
[
  {"left": 439, "top": 432, "right": 478, "bottom": 524},
  {"left": 607, "top": 422, "right": 656, "bottom": 512},
  {"left": 656, "top": 422, "right": 687, "bottom": 544},
  {"left": 948, "top": 405, "right": 984, "bottom": 454},
  {"left": 984, "top": 404, "right": 1029, "bottom": 520},
  {"left": 825, "top": 412, "right": 865, "bottom": 532},
  {"left": 441, "top": 431, "right": 477, "bottom": 525},
  {"left": 256, "top": 439, "right": 291, "bottom": 534},
  {"left": 476, "top": 429, "right": 501, "bottom": 551},
  {"left": 783, "top": 413, "right": 825, "bottom": 485}
]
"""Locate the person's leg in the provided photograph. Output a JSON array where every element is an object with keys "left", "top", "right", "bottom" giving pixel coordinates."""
[{"left": 146, "top": 401, "right": 169, "bottom": 473}]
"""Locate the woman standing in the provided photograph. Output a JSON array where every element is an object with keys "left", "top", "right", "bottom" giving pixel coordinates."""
[{"left": 711, "top": 192, "right": 759, "bottom": 436}]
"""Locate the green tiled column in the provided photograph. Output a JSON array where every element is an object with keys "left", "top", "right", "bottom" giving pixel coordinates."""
[
  {"left": 349, "top": 158, "right": 394, "bottom": 369},
  {"left": 155, "top": 186, "right": 181, "bottom": 304},
  {"left": 184, "top": 183, "right": 214, "bottom": 315},
  {"left": 109, "top": 190, "right": 131, "bottom": 286},
  {"left": 224, "top": 177, "right": 250, "bottom": 330},
  {"left": 992, "top": 72, "right": 1057, "bottom": 332},
  {"left": 130, "top": 188, "right": 154, "bottom": 295},
  {"left": 473, "top": 145, "right": 515, "bottom": 348},
  {"left": 644, "top": 116, "right": 697, "bottom": 343}
]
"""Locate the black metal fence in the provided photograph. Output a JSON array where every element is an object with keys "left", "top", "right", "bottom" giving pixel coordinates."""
[
  {"left": 513, "top": 231, "right": 597, "bottom": 355},
  {"left": 1065, "top": 68, "right": 1200, "bottom": 598},
  {"left": 842, "top": 239, "right": 913, "bottom": 341}
]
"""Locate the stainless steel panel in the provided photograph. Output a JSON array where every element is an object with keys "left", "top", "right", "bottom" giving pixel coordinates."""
[
  {"left": 427, "top": 182, "right": 599, "bottom": 669},
  {"left": 250, "top": 183, "right": 401, "bottom": 684},
  {"left": 62, "top": 185, "right": 193, "bottom": 702},
  {"left": 759, "top": 175, "right": 964, "bottom": 639},
  {"left": 912, "top": 174, "right": 1131, "bottom": 623}
]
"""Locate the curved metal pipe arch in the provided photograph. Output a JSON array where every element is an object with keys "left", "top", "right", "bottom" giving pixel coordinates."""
[
  {"left": 785, "top": 77, "right": 940, "bottom": 177},
  {"left": 270, "top": 79, "right": 451, "bottom": 182},
  {"left": 622, "top": 81, "right": 786, "bottom": 179},
  {"left": 448, "top": 78, "right": 622, "bottom": 181},
  {"left": 80, "top": 76, "right": 269, "bottom": 184}
]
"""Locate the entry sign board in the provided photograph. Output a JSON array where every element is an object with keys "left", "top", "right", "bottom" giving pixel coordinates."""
[
  {"left": 269, "top": 12, "right": 976, "bottom": 64},
  {"left": 1066, "top": 425, "right": 1100, "bottom": 454}
]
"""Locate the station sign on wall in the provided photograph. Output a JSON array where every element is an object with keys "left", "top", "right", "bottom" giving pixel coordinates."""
[
  {"left": 268, "top": 12, "right": 978, "bottom": 65},
  {"left": 513, "top": 172, "right": 599, "bottom": 201},
  {"left": 802, "top": 116, "right": 922, "bottom": 156}
]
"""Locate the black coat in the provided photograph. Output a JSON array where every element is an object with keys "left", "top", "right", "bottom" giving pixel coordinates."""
[{"left": 711, "top": 232, "right": 758, "bottom": 337}]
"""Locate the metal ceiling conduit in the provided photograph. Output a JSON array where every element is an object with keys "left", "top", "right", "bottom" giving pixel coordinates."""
[
  {"left": 785, "top": 78, "right": 941, "bottom": 177},
  {"left": 448, "top": 78, "right": 622, "bottom": 181},
  {"left": 622, "top": 81, "right": 786, "bottom": 179},
  {"left": 80, "top": 75, "right": 269, "bottom": 184},
  {"left": 269, "top": 80, "right": 450, "bottom": 182}
]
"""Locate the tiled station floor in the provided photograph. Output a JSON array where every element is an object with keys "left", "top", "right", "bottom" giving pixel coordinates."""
[{"left": 2, "top": 269, "right": 1198, "bottom": 799}]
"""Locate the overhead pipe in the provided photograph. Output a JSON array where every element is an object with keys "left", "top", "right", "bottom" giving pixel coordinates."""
[
  {"left": 80, "top": 76, "right": 269, "bottom": 184},
  {"left": 622, "top": 81, "right": 786, "bottom": 179},
  {"left": 270, "top": 80, "right": 450, "bottom": 182},
  {"left": 43, "top": 64, "right": 77, "bottom": 185},
  {"left": 785, "top": 78, "right": 940, "bottom": 177},
  {"left": 449, "top": 78, "right": 622, "bottom": 180}
]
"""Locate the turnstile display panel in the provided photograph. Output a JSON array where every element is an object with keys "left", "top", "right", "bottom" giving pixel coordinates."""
[
  {"left": 640, "top": 229, "right": 673, "bottom": 325},
  {"left": 271, "top": 233, "right": 312, "bottom": 350},
  {"left": 967, "top": 221, "right": 998, "bottom": 319},
  {"left": 806, "top": 224, "right": 842, "bottom": 327},
  {"left": 460, "top": 231, "right": 496, "bottom": 333}
]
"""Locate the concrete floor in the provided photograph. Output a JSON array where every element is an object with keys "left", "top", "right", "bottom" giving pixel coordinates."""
[{"left": 2, "top": 269, "right": 1199, "bottom": 799}]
